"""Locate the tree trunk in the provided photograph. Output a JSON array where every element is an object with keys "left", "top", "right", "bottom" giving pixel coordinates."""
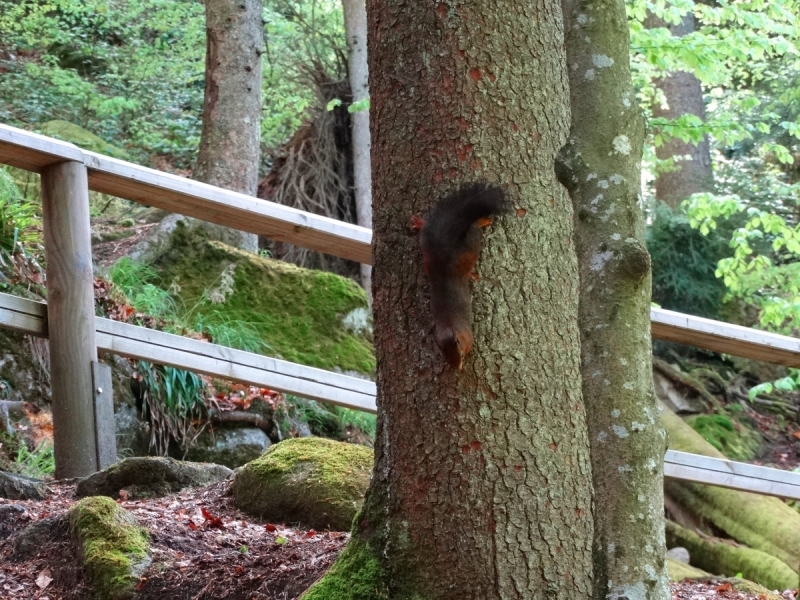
[
  {"left": 556, "top": 0, "right": 669, "bottom": 597},
  {"left": 194, "top": 0, "right": 263, "bottom": 252},
  {"left": 303, "top": 1, "right": 593, "bottom": 599},
  {"left": 342, "top": 0, "right": 373, "bottom": 300},
  {"left": 646, "top": 12, "right": 713, "bottom": 208}
]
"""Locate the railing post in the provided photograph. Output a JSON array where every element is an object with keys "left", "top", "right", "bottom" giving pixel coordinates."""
[{"left": 41, "top": 160, "right": 103, "bottom": 478}]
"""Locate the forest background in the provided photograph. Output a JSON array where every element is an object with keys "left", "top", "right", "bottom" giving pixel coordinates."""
[{"left": 0, "top": 0, "right": 798, "bottom": 463}]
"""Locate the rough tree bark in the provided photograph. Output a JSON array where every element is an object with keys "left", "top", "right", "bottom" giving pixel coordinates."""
[
  {"left": 303, "top": 1, "right": 593, "bottom": 599},
  {"left": 556, "top": 0, "right": 669, "bottom": 597},
  {"left": 193, "top": 0, "right": 264, "bottom": 251},
  {"left": 342, "top": 0, "right": 373, "bottom": 300},
  {"left": 645, "top": 12, "right": 713, "bottom": 207}
]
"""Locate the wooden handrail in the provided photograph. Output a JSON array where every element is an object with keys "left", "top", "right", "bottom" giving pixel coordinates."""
[
  {"left": 0, "top": 124, "right": 372, "bottom": 264},
  {"left": 0, "top": 292, "right": 377, "bottom": 413},
  {"left": 3, "top": 123, "right": 798, "bottom": 365}
]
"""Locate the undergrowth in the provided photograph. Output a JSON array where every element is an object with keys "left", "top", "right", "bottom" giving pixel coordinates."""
[
  {"left": 14, "top": 440, "right": 55, "bottom": 479},
  {"left": 106, "top": 255, "right": 376, "bottom": 453}
]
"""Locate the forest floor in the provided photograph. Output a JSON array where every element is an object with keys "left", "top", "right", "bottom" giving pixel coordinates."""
[
  {"left": 0, "top": 480, "right": 346, "bottom": 599},
  {"left": 0, "top": 480, "right": 797, "bottom": 600}
]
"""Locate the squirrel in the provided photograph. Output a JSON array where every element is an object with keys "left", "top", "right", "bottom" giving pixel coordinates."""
[{"left": 411, "top": 183, "right": 507, "bottom": 370}]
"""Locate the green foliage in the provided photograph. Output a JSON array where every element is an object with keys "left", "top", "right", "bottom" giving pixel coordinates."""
[
  {"left": 279, "top": 395, "right": 375, "bottom": 442},
  {"left": 108, "top": 257, "right": 176, "bottom": 319},
  {"left": 647, "top": 204, "right": 728, "bottom": 318},
  {"left": 0, "top": 167, "right": 43, "bottom": 264},
  {"left": 136, "top": 360, "right": 206, "bottom": 456},
  {"left": 0, "top": 0, "right": 206, "bottom": 167},
  {"left": 684, "top": 192, "right": 800, "bottom": 334},
  {"left": 13, "top": 440, "right": 55, "bottom": 479}
]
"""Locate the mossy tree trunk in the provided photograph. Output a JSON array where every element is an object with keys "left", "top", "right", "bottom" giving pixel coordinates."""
[
  {"left": 304, "top": 1, "right": 594, "bottom": 598},
  {"left": 194, "top": 0, "right": 263, "bottom": 252},
  {"left": 342, "top": 0, "right": 373, "bottom": 300},
  {"left": 644, "top": 12, "right": 713, "bottom": 209},
  {"left": 555, "top": 0, "right": 669, "bottom": 598}
]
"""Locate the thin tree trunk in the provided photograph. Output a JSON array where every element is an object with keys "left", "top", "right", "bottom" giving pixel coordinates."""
[
  {"left": 342, "top": 0, "right": 373, "bottom": 300},
  {"left": 556, "top": 0, "right": 669, "bottom": 597},
  {"left": 646, "top": 12, "right": 713, "bottom": 208},
  {"left": 303, "top": 1, "right": 593, "bottom": 598},
  {"left": 194, "top": 0, "right": 264, "bottom": 252}
]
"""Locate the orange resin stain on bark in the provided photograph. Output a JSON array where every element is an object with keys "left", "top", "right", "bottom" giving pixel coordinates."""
[{"left": 469, "top": 68, "right": 482, "bottom": 81}]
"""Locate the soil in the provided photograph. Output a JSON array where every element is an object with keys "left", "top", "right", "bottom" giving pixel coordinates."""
[
  {"left": 0, "top": 480, "right": 797, "bottom": 599},
  {"left": 0, "top": 480, "right": 346, "bottom": 599}
]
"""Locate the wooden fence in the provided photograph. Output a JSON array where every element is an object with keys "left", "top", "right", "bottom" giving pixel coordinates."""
[{"left": 2, "top": 122, "right": 800, "bottom": 497}]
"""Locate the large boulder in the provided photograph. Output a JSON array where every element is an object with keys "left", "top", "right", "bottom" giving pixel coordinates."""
[
  {"left": 152, "top": 224, "right": 375, "bottom": 374},
  {"left": 182, "top": 427, "right": 270, "bottom": 469},
  {"left": 76, "top": 457, "right": 231, "bottom": 500},
  {"left": 232, "top": 437, "right": 373, "bottom": 531},
  {"left": 69, "top": 497, "right": 149, "bottom": 600}
]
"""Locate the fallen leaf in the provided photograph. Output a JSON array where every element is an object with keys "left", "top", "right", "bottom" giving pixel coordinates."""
[
  {"left": 201, "top": 507, "right": 225, "bottom": 529},
  {"left": 35, "top": 570, "right": 52, "bottom": 590},
  {"left": 188, "top": 519, "right": 197, "bottom": 530},
  {"left": 275, "top": 536, "right": 288, "bottom": 545},
  {"left": 265, "top": 524, "right": 277, "bottom": 532},
  {"left": 715, "top": 582, "right": 734, "bottom": 592}
]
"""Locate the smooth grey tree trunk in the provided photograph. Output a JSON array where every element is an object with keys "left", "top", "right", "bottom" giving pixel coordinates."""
[
  {"left": 557, "top": 0, "right": 669, "bottom": 598},
  {"left": 303, "top": 0, "right": 593, "bottom": 598},
  {"left": 646, "top": 12, "right": 714, "bottom": 207},
  {"left": 194, "top": 0, "right": 264, "bottom": 251},
  {"left": 342, "top": 0, "right": 373, "bottom": 300}
]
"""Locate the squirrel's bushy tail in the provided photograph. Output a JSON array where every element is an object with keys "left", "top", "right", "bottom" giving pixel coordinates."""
[{"left": 423, "top": 183, "right": 507, "bottom": 246}]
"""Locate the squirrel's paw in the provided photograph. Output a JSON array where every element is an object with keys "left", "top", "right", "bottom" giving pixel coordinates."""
[{"left": 410, "top": 214, "right": 425, "bottom": 233}]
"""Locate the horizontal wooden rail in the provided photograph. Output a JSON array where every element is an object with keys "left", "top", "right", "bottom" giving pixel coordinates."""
[
  {"left": 0, "top": 292, "right": 377, "bottom": 413},
  {"left": 664, "top": 450, "right": 800, "bottom": 501},
  {"left": 651, "top": 308, "right": 800, "bottom": 368},
  {"left": 0, "top": 124, "right": 372, "bottom": 264},
  {"left": 8, "top": 292, "right": 800, "bottom": 500},
  {"left": 1, "top": 123, "right": 799, "bottom": 366}
]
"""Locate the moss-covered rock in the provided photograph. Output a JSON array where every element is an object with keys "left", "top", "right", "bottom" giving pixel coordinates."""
[
  {"left": 154, "top": 224, "right": 375, "bottom": 374},
  {"left": 76, "top": 457, "right": 231, "bottom": 500},
  {"left": 661, "top": 406, "right": 800, "bottom": 572},
  {"left": 232, "top": 437, "right": 373, "bottom": 530},
  {"left": 69, "top": 497, "right": 150, "bottom": 600},
  {"left": 665, "top": 521, "right": 797, "bottom": 591},
  {"left": 40, "top": 120, "right": 129, "bottom": 159},
  {"left": 666, "top": 557, "right": 709, "bottom": 581}
]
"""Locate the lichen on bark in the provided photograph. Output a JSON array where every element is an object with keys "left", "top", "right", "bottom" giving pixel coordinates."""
[{"left": 556, "top": 0, "right": 669, "bottom": 597}]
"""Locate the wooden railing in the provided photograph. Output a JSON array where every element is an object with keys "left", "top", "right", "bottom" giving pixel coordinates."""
[{"left": 2, "top": 122, "right": 800, "bottom": 497}]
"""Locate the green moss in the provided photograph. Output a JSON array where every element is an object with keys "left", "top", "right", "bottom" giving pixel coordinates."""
[
  {"left": 686, "top": 414, "right": 760, "bottom": 461},
  {"left": 666, "top": 557, "right": 709, "bottom": 581},
  {"left": 232, "top": 437, "right": 373, "bottom": 530},
  {"left": 68, "top": 496, "right": 150, "bottom": 600},
  {"left": 155, "top": 224, "right": 375, "bottom": 374},
  {"left": 301, "top": 539, "right": 388, "bottom": 600},
  {"left": 40, "top": 120, "right": 129, "bottom": 159},
  {"left": 665, "top": 521, "right": 797, "bottom": 591},
  {"left": 661, "top": 407, "right": 800, "bottom": 570}
]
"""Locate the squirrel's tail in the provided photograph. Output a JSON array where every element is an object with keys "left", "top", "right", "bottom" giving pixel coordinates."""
[{"left": 424, "top": 183, "right": 507, "bottom": 245}]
